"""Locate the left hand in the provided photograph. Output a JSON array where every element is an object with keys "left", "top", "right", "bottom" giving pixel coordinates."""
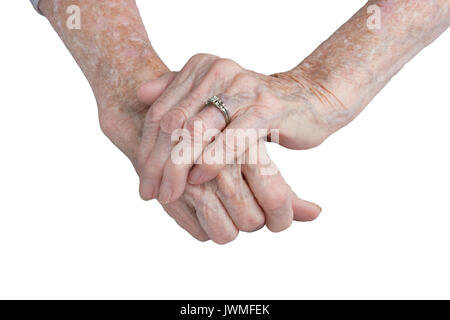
[
  {"left": 137, "top": 54, "right": 349, "bottom": 204},
  {"left": 163, "top": 142, "right": 322, "bottom": 242}
]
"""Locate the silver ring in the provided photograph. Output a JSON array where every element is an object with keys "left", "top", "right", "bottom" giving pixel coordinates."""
[{"left": 207, "top": 96, "right": 231, "bottom": 125}]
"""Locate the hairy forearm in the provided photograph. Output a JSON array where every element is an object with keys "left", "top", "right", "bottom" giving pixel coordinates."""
[
  {"left": 40, "top": 0, "right": 168, "bottom": 111},
  {"left": 287, "top": 0, "right": 449, "bottom": 129}
]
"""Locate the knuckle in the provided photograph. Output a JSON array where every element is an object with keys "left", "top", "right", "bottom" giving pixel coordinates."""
[
  {"left": 160, "top": 108, "right": 188, "bottom": 134},
  {"left": 247, "top": 106, "right": 270, "bottom": 122},
  {"left": 188, "top": 53, "right": 213, "bottom": 65},
  {"left": 136, "top": 153, "right": 148, "bottom": 175},
  {"left": 183, "top": 183, "right": 199, "bottom": 201},
  {"left": 215, "top": 171, "right": 236, "bottom": 197},
  {"left": 267, "top": 218, "right": 293, "bottom": 233},
  {"left": 186, "top": 116, "right": 206, "bottom": 139},
  {"left": 195, "top": 193, "right": 238, "bottom": 245},
  {"left": 142, "top": 154, "right": 165, "bottom": 179},
  {"left": 187, "top": 89, "right": 204, "bottom": 104},
  {"left": 148, "top": 103, "right": 167, "bottom": 122},
  {"left": 239, "top": 213, "right": 265, "bottom": 233},
  {"left": 211, "top": 58, "right": 238, "bottom": 73},
  {"left": 255, "top": 90, "right": 278, "bottom": 106},
  {"left": 215, "top": 171, "right": 265, "bottom": 232},
  {"left": 188, "top": 53, "right": 204, "bottom": 64},
  {"left": 232, "top": 73, "right": 256, "bottom": 88},
  {"left": 260, "top": 186, "right": 290, "bottom": 212},
  {"left": 142, "top": 165, "right": 158, "bottom": 180},
  {"left": 223, "top": 137, "right": 239, "bottom": 156}
]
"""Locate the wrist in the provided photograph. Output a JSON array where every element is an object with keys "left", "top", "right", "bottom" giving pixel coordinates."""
[
  {"left": 95, "top": 60, "right": 169, "bottom": 166},
  {"left": 93, "top": 54, "right": 168, "bottom": 113},
  {"left": 40, "top": 0, "right": 168, "bottom": 113},
  {"left": 39, "top": 0, "right": 169, "bottom": 168},
  {"left": 275, "top": 68, "right": 355, "bottom": 139}
]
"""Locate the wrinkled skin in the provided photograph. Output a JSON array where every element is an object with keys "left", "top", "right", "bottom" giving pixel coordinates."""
[
  {"left": 40, "top": 0, "right": 321, "bottom": 244},
  {"left": 39, "top": 0, "right": 449, "bottom": 242},
  {"left": 134, "top": 81, "right": 322, "bottom": 241},
  {"left": 137, "top": 55, "right": 347, "bottom": 204},
  {"left": 163, "top": 151, "right": 321, "bottom": 243},
  {"left": 138, "top": 0, "right": 450, "bottom": 205},
  {"left": 99, "top": 73, "right": 322, "bottom": 242}
]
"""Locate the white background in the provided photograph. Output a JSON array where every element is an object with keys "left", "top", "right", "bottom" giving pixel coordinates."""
[{"left": 0, "top": 0, "right": 449, "bottom": 299}]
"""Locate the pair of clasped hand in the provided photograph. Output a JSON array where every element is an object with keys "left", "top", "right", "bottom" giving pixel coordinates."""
[{"left": 133, "top": 54, "right": 330, "bottom": 243}]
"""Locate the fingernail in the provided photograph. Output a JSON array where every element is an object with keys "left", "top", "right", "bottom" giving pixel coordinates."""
[
  {"left": 309, "top": 202, "right": 322, "bottom": 214},
  {"left": 140, "top": 178, "right": 156, "bottom": 200},
  {"left": 311, "top": 202, "right": 322, "bottom": 213},
  {"left": 188, "top": 168, "right": 204, "bottom": 184},
  {"left": 158, "top": 184, "right": 172, "bottom": 204}
]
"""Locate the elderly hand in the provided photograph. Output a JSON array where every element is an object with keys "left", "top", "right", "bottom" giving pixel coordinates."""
[
  {"left": 163, "top": 145, "right": 321, "bottom": 243},
  {"left": 135, "top": 80, "right": 321, "bottom": 241},
  {"left": 96, "top": 78, "right": 322, "bottom": 242},
  {"left": 40, "top": 0, "right": 326, "bottom": 243},
  {"left": 98, "top": 81, "right": 323, "bottom": 242},
  {"left": 137, "top": 54, "right": 349, "bottom": 204}
]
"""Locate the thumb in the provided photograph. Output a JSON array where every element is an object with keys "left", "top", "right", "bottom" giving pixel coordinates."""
[{"left": 137, "top": 72, "right": 177, "bottom": 105}]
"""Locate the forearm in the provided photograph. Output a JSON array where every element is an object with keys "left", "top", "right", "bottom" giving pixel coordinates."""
[
  {"left": 286, "top": 0, "right": 449, "bottom": 130},
  {"left": 40, "top": 0, "right": 168, "bottom": 111}
]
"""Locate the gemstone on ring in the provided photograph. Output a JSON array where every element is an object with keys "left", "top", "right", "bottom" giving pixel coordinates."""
[{"left": 207, "top": 95, "right": 231, "bottom": 125}]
